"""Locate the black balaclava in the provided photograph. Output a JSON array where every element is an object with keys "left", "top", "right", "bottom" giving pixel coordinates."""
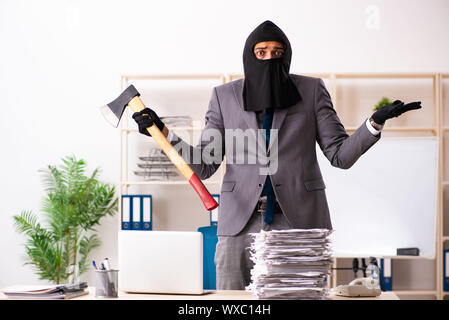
[{"left": 242, "top": 20, "right": 301, "bottom": 112}]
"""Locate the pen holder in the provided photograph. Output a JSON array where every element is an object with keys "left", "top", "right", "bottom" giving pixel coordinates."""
[{"left": 95, "top": 269, "right": 119, "bottom": 298}]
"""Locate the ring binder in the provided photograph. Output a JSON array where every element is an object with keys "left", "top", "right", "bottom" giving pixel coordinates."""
[
  {"left": 380, "top": 258, "right": 393, "bottom": 291},
  {"left": 142, "top": 195, "right": 152, "bottom": 230},
  {"left": 444, "top": 249, "right": 449, "bottom": 292},
  {"left": 121, "top": 195, "right": 153, "bottom": 231},
  {"left": 132, "top": 196, "right": 142, "bottom": 230},
  {"left": 121, "top": 195, "right": 131, "bottom": 230},
  {"left": 210, "top": 194, "right": 219, "bottom": 226}
]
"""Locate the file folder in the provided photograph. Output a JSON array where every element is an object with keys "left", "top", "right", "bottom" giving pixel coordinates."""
[
  {"left": 380, "top": 258, "right": 392, "bottom": 291},
  {"left": 121, "top": 195, "right": 131, "bottom": 230},
  {"left": 132, "top": 196, "right": 142, "bottom": 230},
  {"left": 142, "top": 195, "right": 152, "bottom": 230},
  {"left": 210, "top": 194, "right": 219, "bottom": 226},
  {"left": 444, "top": 249, "right": 449, "bottom": 292}
]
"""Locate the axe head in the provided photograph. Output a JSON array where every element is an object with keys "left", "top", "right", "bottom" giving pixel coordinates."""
[{"left": 100, "top": 84, "right": 140, "bottom": 127}]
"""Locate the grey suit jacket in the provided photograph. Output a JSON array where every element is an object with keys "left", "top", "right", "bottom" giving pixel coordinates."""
[{"left": 170, "top": 74, "right": 381, "bottom": 236}]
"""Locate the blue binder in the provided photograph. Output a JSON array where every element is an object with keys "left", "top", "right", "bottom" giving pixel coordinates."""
[
  {"left": 142, "top": 195, "right": 153, "bottom": 231},
  {"left": 444, "top": 249, "right": 449, "bottom": 292},
  {"left": 121, "top": 195, "right": 132, "bottom": 230},
  {"left": 198, "top": 225, "right": 218, "bottom": 290},
  {"left": 121, "top": 194, "right": 153, "bottom": 230},
  {"left": 131, "top": 196, "right": 142, "bottom": 230},
  {"left": 380, "top": 258, "right": 393, "bottom": 291},
  {"left": 210, "top": 194, "right": 219, "bottom": 226}
]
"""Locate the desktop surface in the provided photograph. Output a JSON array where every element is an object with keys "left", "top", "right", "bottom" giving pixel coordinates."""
[
  {"left": 71, "top": 287, "right": 399, "bottom": 300},
  {"left": 0, "top": 286, "right": 399, "bottom": 300}
]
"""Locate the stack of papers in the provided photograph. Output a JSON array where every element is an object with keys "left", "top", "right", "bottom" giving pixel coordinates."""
[
  {"left": 1, "top": 282, "right": 88, "bottom": 299},
  {"left": 160, "top": 116, "right": 193, "bottom": 128},
  {"left": 135, "top": 148, "right": 178, "bottom": 180},
  {"left": 246, "top": 229, "right": 333, "bottom": 300}
]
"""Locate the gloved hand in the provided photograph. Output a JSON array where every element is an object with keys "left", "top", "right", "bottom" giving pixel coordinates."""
[
  {"left": 371, "top": 100, "right": 422, "bottom": 125},
  {"left": 132, "top": 107, "right": 165, "bottom": 137}
]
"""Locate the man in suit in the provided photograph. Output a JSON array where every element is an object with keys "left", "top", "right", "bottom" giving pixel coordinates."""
[{"left": 132, "top": 21, "right": 421, "bottom": 290}]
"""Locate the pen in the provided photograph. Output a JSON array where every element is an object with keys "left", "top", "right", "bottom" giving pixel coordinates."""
[
  {"left": 92, "top": 260, "right": 98, "bottom": 270},
  {"left": 101, "top": 258, "right": 116, "bottom": 297},
  {"left": 102, "top": 258, "right": 111, "bottom": 271}
]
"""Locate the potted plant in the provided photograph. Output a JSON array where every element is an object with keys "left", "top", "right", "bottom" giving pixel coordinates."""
[
  {"left": 13, "top": 155, "right": 117, "bottom": 284},
  {"left": 373, "top": 97, "right": 393, "bottom": 112}
]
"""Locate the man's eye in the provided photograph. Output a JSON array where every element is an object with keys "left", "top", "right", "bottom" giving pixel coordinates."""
[{"left": 257, "top": 51, "right": 264, "bottom": 56}]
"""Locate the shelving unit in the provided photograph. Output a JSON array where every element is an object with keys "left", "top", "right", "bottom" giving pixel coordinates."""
[
  {"left": 331, "top": 72, "right": 442, "bottom": 300},
  {"left": 118, "top": 72, "right": 448, "bottom": 299},
  {"left": 440, "top": 73, "right": 449, "bottom": 299},
  {"left": 119, "top": 74, "right": 226, "bottom": 231}
]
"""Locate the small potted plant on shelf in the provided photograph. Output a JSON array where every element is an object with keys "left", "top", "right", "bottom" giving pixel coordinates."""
[
  {"left": 373, "top": 96, "right": 393, "bottom": 112},
  {"left": 13, "top": 155, "right": 117, "bottom": 284}
]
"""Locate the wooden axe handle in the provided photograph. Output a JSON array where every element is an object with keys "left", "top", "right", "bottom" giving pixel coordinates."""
[{"left": 128, "top": 96, "right": 219, "bottom": 211}]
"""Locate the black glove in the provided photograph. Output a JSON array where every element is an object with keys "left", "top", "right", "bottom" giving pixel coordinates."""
[
  {"left": 371, "top": 100, "right": 422, "bottom": 125},
  {"left": 132, "top": 108, "right": 165, "bottom": 137}
]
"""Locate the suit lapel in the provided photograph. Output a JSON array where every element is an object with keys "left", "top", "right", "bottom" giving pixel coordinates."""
[
  {"left": 271, "top": 108, "right": 288, "bottom": 131},
  {"left": 268, "top": 108, "right": 288, "bottom": 151},
  {"left": 232, "top": 79, "right": 258, "bottom": 131}
]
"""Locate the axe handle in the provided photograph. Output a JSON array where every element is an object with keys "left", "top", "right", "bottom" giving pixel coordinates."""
[{"left": 128, "top": 96, "right": 219, "bottom": 211}]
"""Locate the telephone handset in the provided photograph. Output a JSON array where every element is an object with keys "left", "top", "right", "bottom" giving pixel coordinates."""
[{"left": 331, "top": 277, "right": 381, "bottom": 297}]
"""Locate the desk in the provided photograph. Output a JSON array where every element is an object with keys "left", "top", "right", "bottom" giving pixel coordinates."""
[
  {"left": 72, "top": 287, "right": 399, "bottom": 300},
  {"left": 0, "top": 287, "right": 399, "bottom": 300}
]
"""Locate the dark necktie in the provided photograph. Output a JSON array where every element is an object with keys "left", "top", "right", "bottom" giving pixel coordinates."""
[{"left": 260, "top": 108, "right": 275, "bottom": 224}]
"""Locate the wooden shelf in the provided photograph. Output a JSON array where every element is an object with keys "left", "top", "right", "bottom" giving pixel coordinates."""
[
  {"left": 334, "top": 73, "right": 436, "bottom": 79},
  {"left": 345, "top": 126, "right": 436, "bottom": 133},
  {"left": 381, "top": 256, "right": 436, "bottom": 260},
  {"left": 121, "top": 74, "right": 226, "bottom": 81},
  {"left": 393, "top": 290, "right": 437, "bottom": 296},
  {"left": 121, "top": 180, "right": 221, "bottom": 186},
  {"left": 334, "top": 255, "right": 434, "bottom": 260},
  {"left": 122, "top": 126, "right": 204, "bottom": 133}
]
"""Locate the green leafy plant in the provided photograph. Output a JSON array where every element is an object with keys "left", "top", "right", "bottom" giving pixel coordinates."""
[
  {"left": 13, "top": 155, "right": 117, "bottom": 284},
  {"left": 373, "top": 97, "right": 393, "bottom": 112}
]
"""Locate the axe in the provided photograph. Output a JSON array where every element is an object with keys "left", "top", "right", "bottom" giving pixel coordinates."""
[{"left": 100, "top": 85, "right": 219, "bottom": 211}]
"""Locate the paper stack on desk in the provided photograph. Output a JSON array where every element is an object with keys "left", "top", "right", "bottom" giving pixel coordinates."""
[
  {"left": 1, "top": 282, "right": 88, "bottom": 299},
  {"left": 246, "top": 229, "right": 333, "bottom": 300}
]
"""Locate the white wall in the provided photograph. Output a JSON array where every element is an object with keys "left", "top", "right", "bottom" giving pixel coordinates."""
[{"left": 1, "top": 0, "right": 448, "bottom": 288}]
